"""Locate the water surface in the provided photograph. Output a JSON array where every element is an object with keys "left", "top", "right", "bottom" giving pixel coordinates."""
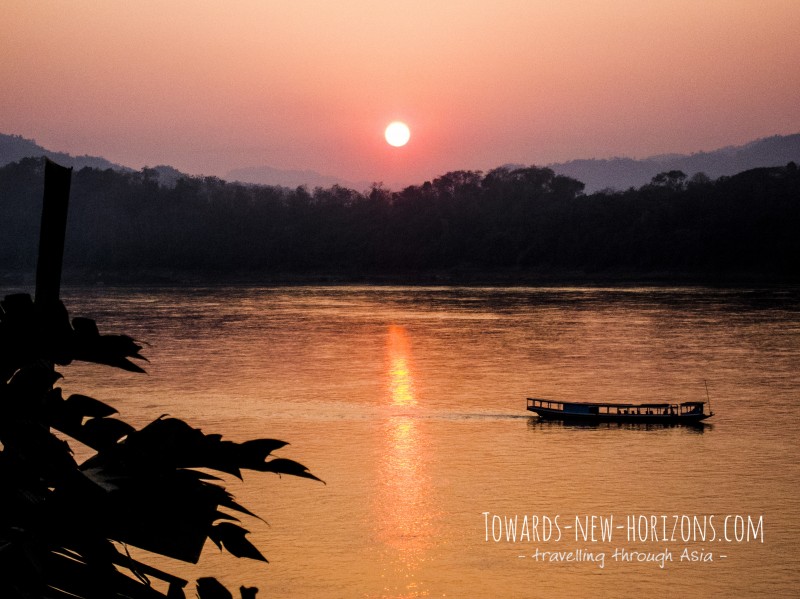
[{"left": 42, "top": 285, "right": 800, "bottom": 597}]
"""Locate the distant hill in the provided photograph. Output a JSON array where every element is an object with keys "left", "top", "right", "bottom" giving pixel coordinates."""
[
  {"left": 3, "top": 130, "right": 798, "bottom": 194},
  {"left": 0, "top": 134, "right": 192, "bottom": 188},
  {"left": 226, "top": 164, "right": 370, "bottom": 191},
  {"left": 232, "top": 134, "right": 800, "bottom": 191},
  {"left": 0, "top": 132, "right": 371, "bottom": 190},
  {"left": 547, "top": 134, "right": 800, "bottom": 193},
  {"left": 0, "top": 133, "right": 130, "bottom": 172}
]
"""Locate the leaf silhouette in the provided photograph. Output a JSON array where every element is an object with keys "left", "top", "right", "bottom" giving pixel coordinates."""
[
  {"left": 80, "top": 417, "right": 136, "bottom": 449},
  {"left": 65, "top": 393, "right": 119, "bottom": 417},
  {"left": 197, "top": 578, "right": 233, "bottom": 599},
  {"left": 256, "top": 457, "right": 324, "bottom": 482},
  {"left": 209, "top": 522, "right": 267, "bottom": 562}
]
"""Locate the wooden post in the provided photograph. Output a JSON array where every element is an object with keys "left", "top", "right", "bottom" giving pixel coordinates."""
[{"left": 35, "top": 159, "right": 72, "bottom": 306}]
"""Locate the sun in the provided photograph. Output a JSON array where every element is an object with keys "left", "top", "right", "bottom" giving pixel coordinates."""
[{"left": 385, "top": 121, "right": 410, "bottom": 147}]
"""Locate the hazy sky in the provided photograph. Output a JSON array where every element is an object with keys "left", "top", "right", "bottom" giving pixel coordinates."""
[{"left": 2, "top": 1, "right": 799, "bottom": 188}]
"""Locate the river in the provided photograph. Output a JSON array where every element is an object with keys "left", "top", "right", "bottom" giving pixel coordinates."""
[{"left": 40, "top": 285, "right": 800, "bottom": 597}]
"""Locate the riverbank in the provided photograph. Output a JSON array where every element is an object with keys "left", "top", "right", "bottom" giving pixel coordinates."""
[{"left": 3, "top": 267, "right": 798, "bottom": 289}]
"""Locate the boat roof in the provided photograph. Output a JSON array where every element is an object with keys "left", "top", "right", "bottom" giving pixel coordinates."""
[{"left": 528, "top": 398, "right": 704, "bottom": 408}]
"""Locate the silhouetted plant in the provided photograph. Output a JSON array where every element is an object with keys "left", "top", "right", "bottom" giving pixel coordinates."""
[
  {"left": 0, "top": 293, "right": 320, "bottom": 598},
  {"left": 0, "top": 162, "right": 320, "bottom": 598}
]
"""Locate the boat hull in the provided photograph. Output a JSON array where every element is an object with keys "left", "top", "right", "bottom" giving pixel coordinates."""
[{"left": 528, "top": 406, "right": 711, "bottom": 424}]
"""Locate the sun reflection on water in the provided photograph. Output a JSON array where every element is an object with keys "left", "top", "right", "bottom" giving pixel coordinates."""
[
  {"left": 387, "top": 325, "right": 417, "bottom": 407},
  {"left": 374, "top": 325, "right": 436, "bottom": 598}
]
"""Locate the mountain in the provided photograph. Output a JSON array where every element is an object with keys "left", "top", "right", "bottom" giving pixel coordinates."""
[
  {"left": 3, "top": 130, "right": 798, "bottom": 194},
  {"left": 0, "top": 132, "right": 367, "bottom": 190},
  {"left": 226, "top": 164, "right": 370, "bottom": 191},
  {"left": 0, "top": 133, "right": 129, "bottom": 172},
  {"left": 0, "top": 134, "right": 190, "bottom": 188},
  {"left": 547, "top": 134, "right": 800, "bottom": 193}
]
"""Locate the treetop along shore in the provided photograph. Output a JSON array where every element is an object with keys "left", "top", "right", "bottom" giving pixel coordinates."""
[
  {"left": 1, "top": 159, "right": 798, "bottom": 281},
  {"left": 3, "top": 267, "right": 796, "bottom": 290}
]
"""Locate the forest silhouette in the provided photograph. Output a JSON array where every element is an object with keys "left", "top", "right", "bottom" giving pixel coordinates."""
[{"left": 1, "top": 158, "right": 798, "bottom": 282}]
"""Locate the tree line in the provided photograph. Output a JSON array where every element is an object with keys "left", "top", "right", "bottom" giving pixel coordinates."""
[{"left": 1, "top": 157, "right": 798, "bottom": 281}]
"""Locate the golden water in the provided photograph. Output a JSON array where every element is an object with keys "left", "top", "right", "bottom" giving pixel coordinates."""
[{"left": 51, "top": 285, "right": 800, "bottom": 598}]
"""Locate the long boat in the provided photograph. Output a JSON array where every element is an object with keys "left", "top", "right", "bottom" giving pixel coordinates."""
[{"left": 526, "top": 397, "right": 713, "bottom": 424}]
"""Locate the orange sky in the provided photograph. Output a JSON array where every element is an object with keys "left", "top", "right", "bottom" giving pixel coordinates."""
[{"left": 2, "top": 1, "right": 799, "bottom": 188}]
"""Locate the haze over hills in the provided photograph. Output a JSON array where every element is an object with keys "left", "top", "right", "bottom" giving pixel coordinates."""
[
  {"left": 1, "top": 131, "right": 798, "bottom": 192},
  {"left": 225, "top": 164, "right": 370, "bottom": 191},
  {"left": 0, "top": 133, "right": 128, "bottom": 173},
  {"left": 0, "top": 133, "right": 369, "bottom": 190},
  {"left": 547, "top": 134, "right": 800, "bottom": 193}
]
